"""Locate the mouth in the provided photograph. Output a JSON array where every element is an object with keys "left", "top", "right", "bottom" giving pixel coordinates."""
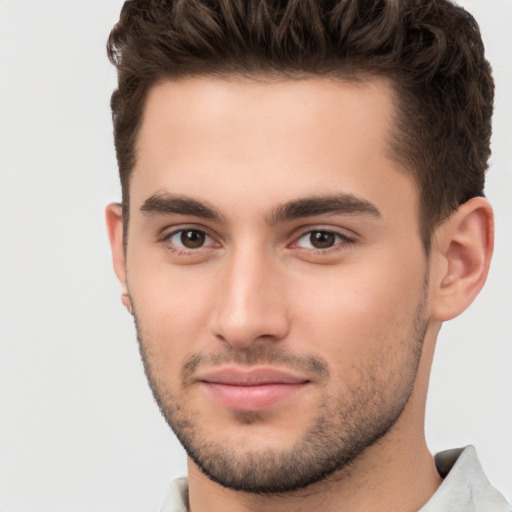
[{"left": 196, "top": 367, "right": 311, "bottom": 412}]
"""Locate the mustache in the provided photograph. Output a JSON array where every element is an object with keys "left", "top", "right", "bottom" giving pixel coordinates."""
[{"left": 181, "top": 345, "right": 330, "bottom": 387}]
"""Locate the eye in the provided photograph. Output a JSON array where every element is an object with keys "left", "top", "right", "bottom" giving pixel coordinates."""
[
  {"left": 295, "top": 230, "right": 351, "bottom": 250},
  {"left": 166, "top": 229, "right": 215, "bottom": 250}
]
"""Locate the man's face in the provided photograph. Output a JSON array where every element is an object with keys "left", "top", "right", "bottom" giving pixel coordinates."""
[{"left": 123, "top": 76, "right": 432, "bottom": 492}]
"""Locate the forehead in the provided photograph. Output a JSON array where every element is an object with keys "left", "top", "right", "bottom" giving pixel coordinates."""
[
  {"left": 131, "top": 75, "right": 416, "bottom": 222},
  {"left": 138, "top": 75, "right": 396, "bottom": 159}
]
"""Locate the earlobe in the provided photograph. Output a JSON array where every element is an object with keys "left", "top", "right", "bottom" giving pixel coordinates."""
[
  {"left": 430, "top": 197, "right": 494, "bottom": 321},
  {"left": 105, "top": 203, "right": 131, "bottom": 311},
  {"left": 121, "top": 292, "right": 133, "bottom": 315}
]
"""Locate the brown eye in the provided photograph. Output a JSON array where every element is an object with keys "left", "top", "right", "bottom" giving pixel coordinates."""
[
  {"left": 165, "top": 229, "right": 214, "bottom": 251},
  {"left": 180, "top": 230, "right": 206, "bottom": 248},
  {"left": 309, "top": 231, "right": 337, "bottom": 249},
  {"left": 294, "top": 230, "right": 351, "bottom": 251}
]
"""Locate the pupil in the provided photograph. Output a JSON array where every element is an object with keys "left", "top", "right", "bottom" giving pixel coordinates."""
[
  {"left": 181, "top": 230, "right": 205, "bottom": 248},
  {"left": 311, "top": 231, "right": 335, "bottom": 249}
]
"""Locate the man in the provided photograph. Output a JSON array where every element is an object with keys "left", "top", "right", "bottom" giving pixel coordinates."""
[{"left": 105, "top": 0, "right": 510, "bottom": 510}]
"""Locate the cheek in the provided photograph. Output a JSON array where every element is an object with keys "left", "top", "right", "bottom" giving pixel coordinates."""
[
  {"left": 128, "top": 261, "right": 217, "bottom": 370},
  {"left": 290, "top": 259, "right": 427, "bottom": 409},
  {"left": 290, "top": 253, "right": 426, "bottom": 362}
]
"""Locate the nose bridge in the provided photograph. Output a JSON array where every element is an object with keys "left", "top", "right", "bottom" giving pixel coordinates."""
[{"left": 212, "top": 241, "right": 289, "bottom": 347}]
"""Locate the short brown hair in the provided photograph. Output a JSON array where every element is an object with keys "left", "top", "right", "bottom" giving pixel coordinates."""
[{"left": 107, "top": 0, "right": 494, "bottom": 250}]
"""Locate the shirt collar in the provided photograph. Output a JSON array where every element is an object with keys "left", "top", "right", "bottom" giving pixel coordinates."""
[{"left": 419, "top": 445, "right": 510, "bottom": 511}]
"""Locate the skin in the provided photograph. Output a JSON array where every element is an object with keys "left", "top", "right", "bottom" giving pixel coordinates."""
[{"left": 106, "top": 76, "right": 493, "bottom": 512}]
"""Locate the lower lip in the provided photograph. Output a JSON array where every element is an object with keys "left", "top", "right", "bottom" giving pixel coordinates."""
[{"left": 203, "top": 382, "right": 307, "bottom": 411}]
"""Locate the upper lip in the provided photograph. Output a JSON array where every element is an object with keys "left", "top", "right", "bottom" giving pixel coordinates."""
[{"left": 196, "top": 367, "right": 310, "bottom": 386}]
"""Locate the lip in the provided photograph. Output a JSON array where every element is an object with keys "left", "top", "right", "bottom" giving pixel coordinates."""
[{"left": 197, "top": 367, "right": 310, "bottom": 412}]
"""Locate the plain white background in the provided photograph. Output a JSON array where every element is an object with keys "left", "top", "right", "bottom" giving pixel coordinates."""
[{"left": 0, "top": 1, "right": 510, "bottom": 510}]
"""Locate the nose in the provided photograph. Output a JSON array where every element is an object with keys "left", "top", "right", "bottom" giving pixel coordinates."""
[{"left": 210, "top": 247, "right": 290, "bottom": 348}]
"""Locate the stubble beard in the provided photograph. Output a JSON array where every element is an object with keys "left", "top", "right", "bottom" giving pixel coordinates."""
[{"left": 132, "top": 290, "right": 428, "bottom": 495}]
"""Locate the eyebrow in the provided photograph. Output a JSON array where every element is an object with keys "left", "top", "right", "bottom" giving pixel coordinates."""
[
  {"left": 140, "top": 193, "right": 225, "bottom": 222},
  {"left": 266, "top": 194, "right": 381, "bottom": 224},
  {"left": 140, "top": 192, "right": 381, "bottom": 224}
]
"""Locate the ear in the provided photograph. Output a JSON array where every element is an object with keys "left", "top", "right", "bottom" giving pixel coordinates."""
[
  {"left": 430, "top": 197, "right": 494, "bottom": 321},
  {"left": 105, "top": 203, "right": 132, "bottom": 313}
]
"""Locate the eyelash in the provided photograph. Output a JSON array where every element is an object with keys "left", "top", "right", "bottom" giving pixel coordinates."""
[{"left": 159, "top": 227, "right": 355, "bottom": 256}]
